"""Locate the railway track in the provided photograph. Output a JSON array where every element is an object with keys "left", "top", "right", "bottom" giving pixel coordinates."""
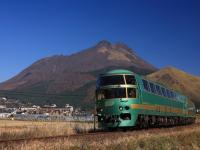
[
  {"left": 1, "top": 122, "right": 199, "bottom": 144},
  {"left": 0, "top": 131, "right": 112, "bottom": 144}
]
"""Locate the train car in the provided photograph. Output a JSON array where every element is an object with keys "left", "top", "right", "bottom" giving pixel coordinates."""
[{"left": 96, "top": 69, "right": 196, "bottom": 129}]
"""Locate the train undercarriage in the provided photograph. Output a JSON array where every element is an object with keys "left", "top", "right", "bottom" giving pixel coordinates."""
[
  {"left": 98, "top": 114, "right": 196, "bottom": 131},
  {"left": 136, "top": 114, "right": 195, "bottom": 129}
]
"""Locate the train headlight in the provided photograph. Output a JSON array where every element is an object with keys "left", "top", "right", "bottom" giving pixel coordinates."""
[
  {"left": 125, "top": 106, "right": 130, "bottom": 110},
  {"left": 119, "top": 106, "right": 123, "bottom": 111}
]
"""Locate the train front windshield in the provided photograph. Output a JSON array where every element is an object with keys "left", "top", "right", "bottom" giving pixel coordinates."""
[
  {"left": 98, "top": 75, "right": 124, "bottom": 86},
  {"left": 96, "top": 88, "right": 126, "bottom": 100},
  {"left": 96, "top": 88, "right": 136, "bottom": 100},
  {"left": 96, "top": 75, "right": 136, "bottom": 100},
  {"left": 97, "top": 75, "right": 136, "bottom": 87}
]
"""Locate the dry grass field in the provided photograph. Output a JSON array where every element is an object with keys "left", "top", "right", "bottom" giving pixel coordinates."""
[
  {"left": 0, "top": 119, "right": 93, "bottom": 141},
  {"left": 0, "top": 116, "right": 200, "bottom": 150}
]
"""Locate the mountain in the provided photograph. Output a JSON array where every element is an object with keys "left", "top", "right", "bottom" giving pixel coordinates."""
[
  {"left": 147, "top": 67, "right": 200, "bottom": 107},
  {"left": 0, "top": 40, "right": 157, "bottom": 108}
]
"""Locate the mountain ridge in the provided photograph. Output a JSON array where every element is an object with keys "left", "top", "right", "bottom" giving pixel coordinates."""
[{"left": 1, "top": 41, "right": 199, "bottom": 108}]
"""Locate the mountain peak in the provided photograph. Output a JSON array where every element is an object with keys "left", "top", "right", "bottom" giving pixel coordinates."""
[
  {"left": 96, "top": 40, "right": 111, "bottom": 48},
  {"left": 114, "top": 42, "right": 133, "bottom": 53},
  {"left": 95, "top": 40, "right": 133, "bottom": 54}
]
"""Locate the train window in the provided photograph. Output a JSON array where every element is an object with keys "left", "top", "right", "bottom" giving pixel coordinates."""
[
  {"left": 149, "top": 82, "right": 156, "bottom": 94},
  {"left": 155, "top": 85, "right": 162, "bottom": 96},
  {"left": 142, "top": 80, "right": 150, "bottom": 91},
  {"left": 174, "top": 93, "right": 177, "bottom": 100},
  {"left": 100, "top": 88, "right": 126, "bottom": 99},
  {"left": 166, "top": 89, "right": 171, "bottom": 98},
  {"left": 161, "top": 87, "right": 167, "bottom": 97},
  {"left": 96, "top": 90, "right": 105, "bottom": 100},
  {"left": 127, "top": 88, "right": 136, "bottom": 98},
  {"left": 178, "top": 95, "right": 181, "bottom": 101},
  {"left": 177, "top": 95, "right": 183, "bottom": 102},
  {"left": 125, "top": 75, "right": 136, "bottom": 85},
  {"left": 98, "top": 75, "right": 125, "bottom": 86},
  {"left": 170, "top": 91, "right": 174, "bottom": 99}
]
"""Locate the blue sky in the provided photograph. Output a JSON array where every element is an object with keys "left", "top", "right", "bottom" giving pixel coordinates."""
[{"left": 0, "top": 0, "right": 200, "bottom": 82}]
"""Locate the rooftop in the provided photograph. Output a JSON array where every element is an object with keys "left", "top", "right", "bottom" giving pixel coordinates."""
[{"left": 102, "top": 69, "right": 134, "bottom": 75}]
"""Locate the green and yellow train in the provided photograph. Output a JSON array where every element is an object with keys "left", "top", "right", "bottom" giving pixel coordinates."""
[{"left": 96, "top": 69, "right": 196, "bottom": 129}]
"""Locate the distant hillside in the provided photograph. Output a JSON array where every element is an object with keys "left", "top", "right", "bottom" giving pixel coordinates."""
[
  {"left": 0, "top": 40, "right": 157, "bottom": 108},
  {"left": 147, "top": 67, "right": 200, "bottom": 107}
]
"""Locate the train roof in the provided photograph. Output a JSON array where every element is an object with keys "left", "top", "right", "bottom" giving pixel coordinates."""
[{"left": 100, "top": 69, "right": 134, "bottom": 76}]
